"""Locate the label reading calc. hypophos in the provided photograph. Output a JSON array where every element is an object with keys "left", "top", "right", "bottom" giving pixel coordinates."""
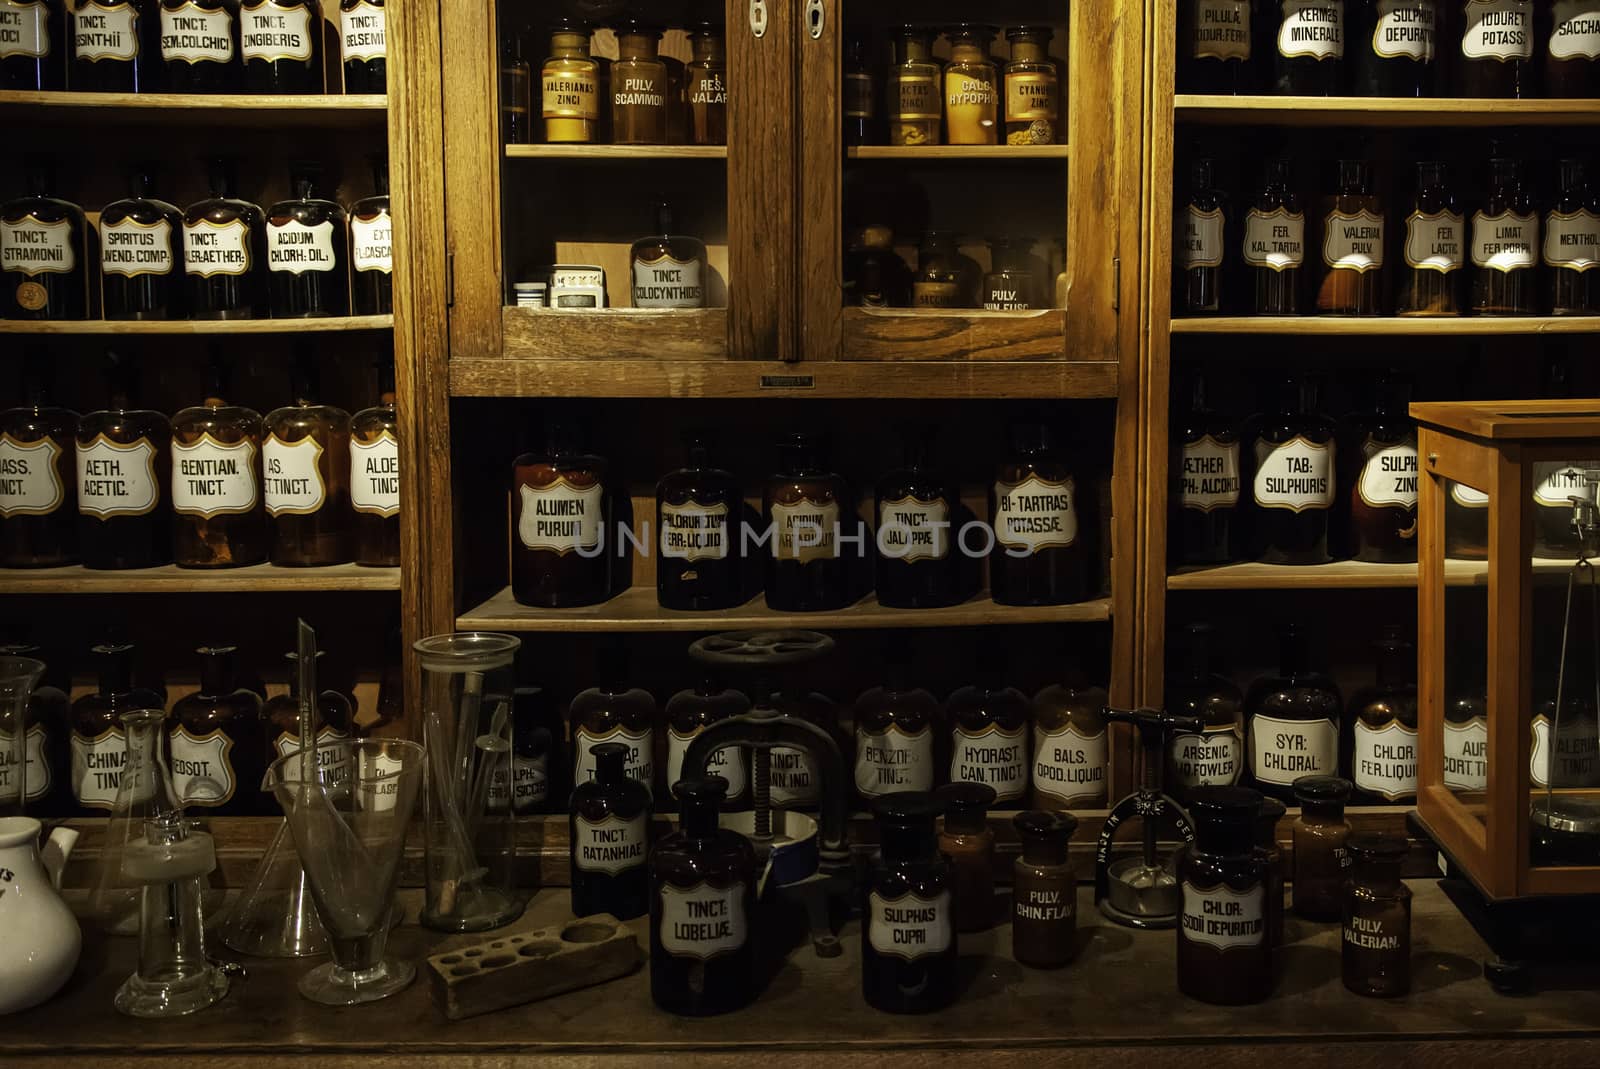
[
  {"left": 659, "top": 882, "right": 747, "bottom": 960},
  {"left": 351, "top": 210, "right": 392, "bottom": 273},
  {"left": 1352, "top": 719, "right": 1418, "bottom": 800},
  {"left": 1192, "top": 0, "right": 1252, "bottom": 60},
  {"left": 267, "top": 219, "right": 338, "bottom": 275},
  {"left": 240, "top": 0, "right": 313, "bottom": 63},
  {"left": 1250, "top": 713, "right": 1337, "bottom": 787},
  {"left": 1180, "top": 206, "right": 1225, "bottom": 270},
  {"left": 339, "top": 0, "right": 384, "bottom": 62},
  {"left": 877, "top": 495, "right": 950, "bottom": 562},
  {"left": 1032, "top": 723, "right": 1107, "bottom": 806},
  {"left": 171, "top": 435, "right": 257, "bottom": 517},
  {"left": 350, "top": 432, "right": 399, "bottom": 516},
  {"left": 950, "top": 723, "right": 1028, "bottom": 802},
  {"left": 518, "top": 477, "right": 603, "bottom": 554},
  {"left": 1278, "top": 0, "right": 1345, "bottom": 60},
  {"left": 263, "top": 434, "right": 327, "bottom": 516},
  {"left": 572, "top": 812, "right": 646, "bottom": 876},
  {"left": 1242, "top": 208, "right": 1305, "bottom": 271},
  {"left": 1404, "top": 210, "right": 1464, "bottom": 273},
  {"left": 1253, "top": 436, "right": 1334, "bottom": 512},
  {"left": 868, "top": 890, "right": 951, "bottom": 961},
  {"left": 1181, "top": 435, "right": 1240, "bottom": 512},
  {"left": 1181, "top": 881, "right": 1265, "bottom": 950},
  {"left": 77, "top": 435, "right": 159, "bottom": 518},
  {"left": 854, "top": 724, "right": 933, "bottom": 797},
  {"left": 2, "top": 216, "right": 75, "bottom": 276},
  {"left": 1461, "top": 0, "right": 1532, "bottom": 60},
  {"left": 101, "top": 216, "right": 173, "bottom": 278},
  {"left": 659, "top": 500, "right": 730, "bottom": 562},
  {"left": 1472, "top": 210, "right": 1538, "bottom": 272},
  {"left": 0, "top": 435, "right": 65, "bottom": 517}
]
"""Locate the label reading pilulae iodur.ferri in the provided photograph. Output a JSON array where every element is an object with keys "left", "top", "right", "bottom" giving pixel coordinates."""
[
  {"left": 1181, "top": 881, "right": 1265, "bottom": 949},
  {"left": 240, "top": 0, "right": 313, "bottom": 62},
  {"left": 101, "top": 217, "right": 173, "bottom": 278},
  {"left": 171, "top": 435, "right": 257, "bottom": 517},
  {"left": 993, "top": 475, "right": 1076, "bottom": 555},
  {"left": 1371, "top": 1, "right": 1435, "bottom": 60},
  {"left": 660, "top": 500, "right": 729, "bottom": 561},
  {"left": 1182, "top": 436, "right": 1241, "bottom": 513},
  {"left": 1251, "top": 713, "right": 1338, "bottom": 787},
  {"left": 573, "top": 812, "right": 646, "bottom": 876},
  {"left": 855, "top": 724, "right": 934, "bottom": 796},
  {"left": 1032, "top": 722, "right": 1107, "bottom": 805},
  {"left": 1404, "top": 210, "right": 1464, "bottom": 272},
  {"left": 1170, "top": 726, "right": 1243, "bottom": 788},
  {"left": 263, "top": 434, "right": 326, "bottom": 515},
  {"left": 1551, "top": 0, "right": 1600, "bottom": 59},
  {"left": 950, "top": 722, "right": 1028, "bottom": 802},
  {"left": 77, "top": 436, "right": 159, "bottom": 517},
  {"left": 1192, "top": 0, "right": 1252, "bottom": 60},
  {"left": 0, "top": 435, "right": 65, "bottom": 517},
  {"left": 659, "top": 882, "right": 747, "bottom": 960},
  {"left": 518, "top": 478, "right": 602, "bottom": 554},
  {"left": 1243, "top": 208, "right": 1306, "bottom": 270},
  {"left": 1278, "top": 1, "right": 1345, "bottom": 59},
  {"left": 868, "top": 890, "right": 952, "bottom": 961},
  {"left": 1181, "top": 207, "right": 1225, "bottom": 270},
  {"left": 878, "top": 495, "right": 950, "bottom": 562},
  {"left": 2, "top": 217, "right": 75, "bottom": 276},
  {"left": 1253, "top": 436, "right": 1334, "bottom": 512},
  {"left": 160, "top": 1, "right": 234, "bottom": 64},
  {"left": 350, "top": 432, "right": 399, "bottom": 516},
  {"left": 1461, "top": 0, "right": 1532, "bottom": 61},
  {"left": 1353, "top": 720, "right": 1417, "bottom": 800}
]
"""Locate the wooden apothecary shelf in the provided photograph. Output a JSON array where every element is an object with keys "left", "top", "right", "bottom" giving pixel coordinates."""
[
  {"left": 0, "top": 315, "right": 394, "bottom": 336},
  {"left": 0, "top": 563, "right": 402, "bottom": 594},
  {"left": 1175, "top": 94, "right": 1600, "bottom": 126},
  {"left": 0, "top": 90, "right": 387, "bottom": 127},
  {"left": 846, "top": 145, "right": 1070, "bottom": 160},
  {"left": 506, "top": 144, "right": 728, "bottom": 160},
  {"left": 1167, "top": 559, "right": 1574, "bottom": 591},
  {"left": 841, "top": 308, "right": 1071, "bottom": 363},
  {"left": 1171, "top": 317, "right": 1600, "bottom": 337}
]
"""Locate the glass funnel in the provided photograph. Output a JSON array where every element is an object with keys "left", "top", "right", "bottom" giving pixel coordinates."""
[
  {"left": 0, "top": 655, "right": 45, "bottom": 818},
  {"left": 89, "top": 708, "right": 176, "bottom": 935}
]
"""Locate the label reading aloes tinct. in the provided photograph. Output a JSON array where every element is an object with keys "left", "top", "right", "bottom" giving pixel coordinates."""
[{"left": 350, "top": 432, "right": 399, "bottom": 516}]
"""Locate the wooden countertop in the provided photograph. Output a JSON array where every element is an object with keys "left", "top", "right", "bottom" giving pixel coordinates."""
[{"left": 8, "top": 881, "right": 1600, "bottom": 1068}]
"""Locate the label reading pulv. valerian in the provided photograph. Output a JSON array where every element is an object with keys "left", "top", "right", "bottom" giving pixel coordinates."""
[{"left": 868, "top": 890, "right": 951, "bottom": 961}]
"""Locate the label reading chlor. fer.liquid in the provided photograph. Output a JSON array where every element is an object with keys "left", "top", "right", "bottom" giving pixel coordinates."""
[
  {"left": 573, "top": 812, "right": 646, "bottom": 876},
  {"left": 1353, "top": 719, "right": 1418, "bottom": 800},
  {"left": 868, "top": 889, "right": 951, "bottom": 961},
  {"left": 1181, "top": 881, "right": 1265, "bottom": 950},
  {"left": 1032, "top": 722, "right": 1107, "bottom": 805},
  {"left": 950, "top": 722, "right": 1028, "bottom": 802},
  {"left": 1253, "top": 436, "right": 1334, "bottom": 512},
  {"left": 0, "top": 435, "right": 65, "bottom": 517},
  {"left": 1277, "top": 0, "right": 1345, "bottom": 60},
  {"left": 1250, "top": 713, "right": 1337, "bottom": 786},
  {"left": 660, "top": 882, "right": 747, "bottom": 960}
]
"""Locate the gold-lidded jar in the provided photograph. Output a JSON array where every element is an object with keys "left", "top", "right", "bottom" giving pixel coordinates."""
[
  {"left": 888, "top": 25, "right": 941, "bottom": 146},
  {"left": 611, "top": 20, "right": 668, "bottom": 145},
  {"left": 913, "top": 230, "right": 965, "bottom": 308},
  {"left": 541, "top": 18, "right": 599, "bottom": 144},
  {"left": 943, "top": 23, "right": 998, "bottom": 146},
  {"left": 1004, "top": 25, "right": 1057, "bottom": 146}
]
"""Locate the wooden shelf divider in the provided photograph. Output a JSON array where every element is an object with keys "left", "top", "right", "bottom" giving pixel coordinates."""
[
  {"left": 846, "top": 144, "right": 1069, "bottom": 160},
  {"left": 0, "top": 563, "right": 402, "bottom": 594},
  {"left": 0, "top": 90, "right": 387, "bottom": 126},
  {"left": 1171, "top": 316, "right": 1600, "bottom": 336},
  {"left": 505, "top": 144, "right": 727, "bottom": 160},
  {"left": 0, "top": 315, "right": 394, "bottom": 335},
  {"left": 1174, "top": 94, "right": 1600, "bottom": 126},
  {"left": 457, "top": 585, "right": 1112, "bottom": 633},
  {"left": 1167, "top": 558, "right": 1574, "bottom": 590}
]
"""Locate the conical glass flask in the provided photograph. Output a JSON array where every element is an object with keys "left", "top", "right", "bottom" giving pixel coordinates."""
[
  {"left": 90, "top": 708, "right": 176, "bottom": 935},
  {"left": 219, "top": 818, "right": 329, "bottom": 957},
  {"left": 0, "top": 655, "right": 45, "bottom": 818}
]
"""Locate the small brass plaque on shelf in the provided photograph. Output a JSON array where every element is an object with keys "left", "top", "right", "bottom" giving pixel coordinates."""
[{"left": 760, "top": 374, "right": 816, "bottom": 390}]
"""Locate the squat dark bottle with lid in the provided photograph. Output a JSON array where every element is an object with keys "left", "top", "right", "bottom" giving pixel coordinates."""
[
  {"left": 239, "top": 0, "right": 320, "bottom": 91},
  {"left": 1251, "top": 375, "right": 1336, "bottom": 564},
  {"left": 0, "top": 355, "right": 78, "bottom": 568},
  {"left": 77, "top": 355, "right": 171, "bottom": 570},
  {"left": 184, "top": 157, "right": 267, "bottom": 319},
  {"left": 570, "top": 741, "right": 651, "bottom": 921},
  {"left": 1546, "top": 158, "right": 1600, "bottom": 315},
  {"left": 266, "top": 163, "right": 349, "bottom": 318},
  {"left": 1177, "top": 156, "right": 1226, "bottom": 315},
  {"left": 875, "top": 427, "right": 960, "bottom": 609},
  {"left": 991, "top": 421, "right": 1086, "bottom": 606},
  {"left": 1177, "top": 786, "right": 1273, "bottom": 1005},
  {"left": 863, "top": 791, "right": 956, "bottom": 1014},
  {"left": 511, "top": 420, "right": 611, "bottom": 608},
  {"left": 650, "top": 776, "right": 756, "bottom": 1016},
  {"left": 1343, "top": 833, "right": 1411, "bottom": 996},
  {"left": 1272, "top": 0, "right": 1346, "bottom": 94},
  {"left": 656, "top": 432, "right": 743, "bottom": 611},
  {"left": 1, "top": 159, "right": 88, "bottom": 320},
  {"left": 1470, "top": 151, "right": 1539, "bottom": 314},
  {"left": 71, "top": 0, "right": 161, "bottom": 92},
  {"left": 1455, "top": 0, "right": 1535, "bottom": 97},
  {"left": 100, "top": 167, "right": 184, "bottom": 320},
  {"left": 936, "top": 781, "right": 997, "bottom": 933},
  {"left": 1173, "top": 371, "right": 1241, "bottom": 565},
  {"left": 1352, "top": 0, "right": 1438, "bottom": 95},
  {"left": 1012, "top": 810, "right": 1078, "bottom": 968},
  {"left": 1179, "top": 0, "right": 1259, "bottom": 94},
  {"left": 1547, "top": 0, "right": 1600, "bottom": 96},
  {"left": 764, "top": 432, "right": 854, "bottom": 613},
  {"left": 1291, "top": 773, "right": 1353, "bottom": 918},
  {"left": 1, "top": 0, "right": 67, "bottom": 89},
  {"left": 158, "top": 0, "right": 239, "bottom": 92}
]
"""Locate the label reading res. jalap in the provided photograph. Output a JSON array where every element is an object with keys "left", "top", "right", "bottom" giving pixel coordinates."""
[
  {"left": 1181, "top": 435, "right": 1241, "bottom": 513},
  {"left": 518, "top": 476, "right": 602, "bottom": 555},
  {"left": 240, "top": 0, "right": 314, "bottom": 64},
  {"left": 171, "top": 434, "right": 258, "bottom": 517},
  {"left": 659, "top": 882, "right": 747, "bottom": 961},
  {"left": 771, "top": 496, "right": 840, "bottom": 563},
  {"left": 632, "top": 253, "right": 704, "bottom": 309},
  {"left": 1472, "top": 210, "right": 1538, "bottom": 272},
  {"left": 185, "top": 217, "right": 251, "bottom": 278},
  {"left": 263, "top": 434, "right": 327, "bottom": 515},
  {"left": 1032, "top": 721, "right": 1107, "bottom": 806},
  {"left": 950, "top": 721, "right": 1028, "bottom": 802},
  {"left": 1544, "top": 208, "right": 1600, "bottom": 272},
  {"left": 350, "top": 431, "right": 399, "bottom": 517},
  {"left": 2, "top": 216, "right": 75, "bottom": 277},
  {"left": 0, "top": 434, "right": 66, "bottom": 518},
  {"left": 1251, "top": 713, "right": 1337, "bottom": 786},
  {"left": 573, "top": 812, "right": 646, "bottom": 876},
  {"left": 993, "top": 474, "right": 1076, "bottom": 556},
  {"left": 77, "top": 435, "right": 160, "bottom": 518},
  {"left": 1191, "top": 0, "right": 1252, "bottom": 61},
  {"left": 1277, "top": 0, "right": 1345, "bottom": 60},
  {"left": 868, "top": 889, "right": 952, "bottom": 961},
  {"left": 1181, "top": 206, "right": 1225, "bottom": 271},
  {"left": 0, "top": 0, "right": 51, "bottom": 60},
  {"left": 1404, "top": 209, "right": 1465, "bottom": 273},
  {"left": 1357, "top": 435, "right": 1419, "bottom": 514},
  {"left": 339, "top": 0, "right": 384, "bottom": 63},
  {"left": 0, "top": 723, "right": 51, "bottom": 804},
  {"left": 1243, "top": 207, "right": 1306, "bottom": 271},
  {"left": 351, "top": 209, "right": 392, "bottom": 274},
  {"left": 168, "top": 726, "right": 236, "bottom": 806},
  {"left": 1323, "top": 209, "right": 1384, "bottom": 273},
  {"left": 73, "top": 0, "right": 139, "bottom": 62},
  {"left": 1181, "top": 881, "right": 1265, "bottom": 950},
  {"left": 101, "top": 216, "right": 173, "bottom": 279},
  {"left": 160, "top": 0, "right": 234, "bottom": 65},
  {"left": 660, "top": 499, "right": 730, "bottom": 562},
  {"left": 267, "top": 219, "right": 337, "bottom": 275},
  {"left": 1253, "top": 435, "right": 1334, "bottom": 513},
  {"left": 1353, "top": 719, "right": 1418, "bottom": 800},
  {"left": 1170, "top": 724, "right": 1243, "bottom": 788},
  {"left": 878, "top": 494, "right": 950, "bottom": 562},
  {"left": 1371, "top": 1, "right": 1436, "bottom": 61},
  {"left": 855, "top": 723, "right": 934, "bottom": 797},
  {"left": 1551, "top": 0, "right": 1600, "bottom": 59},
  {"left": 1460, "top": 0, "right": 1532, "bottom": 61}
]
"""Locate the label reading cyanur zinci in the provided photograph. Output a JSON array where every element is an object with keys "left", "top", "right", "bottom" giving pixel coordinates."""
[
  {"left": 0, "top": 0, "right": 50, "bottom": 60},
  {"left": 518, "top": 477, "right": 603, "bottom": 554},
  {"left": 263, "top": 434, "right": 326, "bottom": 515},
  {"left": 1357, "top": 437, "right": 1419, "bottom": 510},
  {"left": 1443, "top": 716, "right": 1488, "bottom": 792},
  {"left": 339, "top": 0, "right": 384, "bottom": 62},
  {"left": 1544, "top": 210, "right": 1600, "bottom": 271},
  {"left": 1551, "top": 0, "right": 1600, "bottom": 59},
  {"left": 771, "top": 497, "right": 840, "bottom": 563},
  {"left": 1170, "top": 726, "right": 1242, "bottom": 788},
  {"left": 101, "top": 217, "right": 173, "bottom": 278},
  {"left": 267, "top": 219, "right": 337, "bottom": 275},
  {"left": 1461, "top": 0, "right": 1532, "bottom": 60},
  {"left": 1032, "top": 723, "right": 1107, "bottom": 806},
  {"left": 351, "top": 210, "right": 392, "bottom": 273},
  {"left": 660, "top": 500, "right": 730, "bottom": 562},
  {"left": 950, "top": 722, "right": 1027, "bottom": 802},
  {"left": 73, "top": 0, "right": 138, "bottom": 61},
  {"left": 1192, "top": 0, "right": 1252, "bottom": 60},
  {"left": 1278, "top": 0, "right": 1345, "bottom": 60},
  {"left": 660, "top": 882, "right": 746, "bottom": 960},
  {"left": 1181, "top": 206, "right": 1225, "bottom": 270},
  {"left": 855, "top": 724, "right": 933, "bottom": 796},
  {"left": 169, "top": 727, "right": 236, "bottom": 806},
  {"left": 1243, "top": 208, "right": 1305, "bottom": 271},
  {"left": 77, "top": 436, "right": 159, "bottom": 518},
  {"left": 1353, "top": 720, "right": 1417, "bottom": 800},
  {"left": 1253, "top": 436, "right": 1334, "bottom": 512},
  {"left": 1323, "top": 209, "right": 1384, "bottom": 272},
  {"left": 185, "top": 218, "right": 251, "bottom": 277},
  {"left": 574, "top": 725, "right": 653, "bottom": 796},
  {"left": 993, "top": 475, "right": 1076, "bottom": 554},
  {"left": 241, "top": 0, "right": 313, "bottom": 62},
  {"left": 350, "top": 432, "right": 399, "bottom": 517},
  {"left": 2, "top": 216, "right": 74, "bottom": 276},
  {"left": 573, "top": 813, "right": 646, "bottom": 876},
  {"left": 1250, "top": 714, "right": 1337, "bottom": 786},
  {"left": 1404, "top": 210, "right": 1464, "bottom": 272},
  {"left": 868, "top": 890, "right": 952, "bottom": 961},
  {"left": 172, "top": 435, "right": 257, "bottom": 517},
  {"left": 0, "top": 435, "right": 65, "bottom": 517},
  {"left": 1181, "top": 435, "right": 1240, "bottom": 512},
  {"left": 878, "top": 495, "right": 950, "bottom": 562},
  {"left": 1472, "top": 211, "right": 1538, "bottom": 272},
  {"left": 160, "top": 1, "right": 234, "bottom": 64},
  {"left": 1372, "top": 1, "right": 1435, "bottom": 60},
  {"left": 1181, "top": 881, "right": 1265, "bottom": 950}
]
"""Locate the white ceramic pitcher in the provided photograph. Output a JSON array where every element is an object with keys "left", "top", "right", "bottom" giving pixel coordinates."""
[{"left": 0, "top": 817, "right": 81, "bottom": 1014}]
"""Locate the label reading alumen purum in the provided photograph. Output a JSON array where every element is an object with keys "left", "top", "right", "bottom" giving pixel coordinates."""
[
  {"left": 1250, "top": 713, "right": 1338, "bottom": 786},
  {"left": 1181, "top": 435, "right": 1240, "bottom": 513},
  {"left": 1243, "top": 208, "right": 1306, "bottom": 271},
  {"left": 950, "top": 722, "right": 1028, "bottom": 802},
  {"left": 171, "top": 435, "right": 258, "bottom": 517},
  {"left": 0, "top": 435, "right": 65, "bottom": 517},
  {"left": 518, "top": 477, "right": 603, "bottom": 554},
  {"left": 1252, "top": 436, "right": 1334, "bottom": 512}
]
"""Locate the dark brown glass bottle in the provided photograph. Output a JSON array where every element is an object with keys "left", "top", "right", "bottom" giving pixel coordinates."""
[
  {"left": 240, "top": 0, "right": 320, "bottom": 91},
  {"left": 863, "top": 792, "right": 956, "bottom": 1014},
  {"left": 1177, "top": 156, "right": 1226, "bottom": 315},
  {"left": 158, "top": 0, "right": 238, "bottom": 92},
  {"left": 656, "top": 432, "right": 742, "bottom": 611},
  {"left": 1174, "top": 373, "right": 1241, "bottom": 565},
  {"left": 337, "top": 0, "right": 382, "bottom": 92},
  {"left": 511, "top": 421, "right": 610, "bottom": 608},
  {"left": 351, "top": 356, "right": 399, "bottom": 566},
  {"left": 1251, "top": 376, "right": 1335, "bottom": 564},
  {"left": 854, "top": 649, "right": 939, "bottom": 804},
  {"left": 936, "top": 781, "right": 996, "bottom": 933},
  {"left": 571, "top": 646, "right": 656, "bottom": 800},
  {"left": 100, "top": 167, "right": 183, "bottom": 320},
  {"left": 1011, "top": 810, "right": 1078, "bottom": 967},
  {"left": 266, "top": 164, "right": 349, "bottom": 317},
  {"left": 1246, "top": 624, "right": 1342, "bottom": 802},
  {"left": 171, "top": 353, "right": 268, "bottom": 568},
  {"left": 665, "top": 680, "right": 748, "bottom": 809},
  {"left": 1470, "top": 153, "right": 1539, "bottom": 314},
  {"left": 1272, "top": 0, "right": 1346, "bottom": 93},
  {"left": 991, "top": 422, "right": 1086, "bottom": 606},
  {"left": 1546, "top": 158, "right": 1600, "bottom": 315},
  {"left": 1242, "top": 156, "right": 1306, "bottom": 314},
  {"left": 1455, "top": 0, "right": 1535, "bottom": 97},
  {"left": 1342, "top": 833, "right": 1411, "bottom": 996},
  {"left": 262, "top": 358, "right": 354, "bottom": 565},
  {"left": 844, "top": 223, "right": 911, "bottom": 306},
  {"left": 570, "top": 741, "right": 651, "bottom": 921},
  {"left": 77, "top": 359, "right": 171, "bottom": 570},
  {"left": 611, "top": 20, "right": 665, "bottom": 144},
  {"left": 1031, "top": 668, "right": 1109, "bottom": 810},
  {"left": 686, "top": 23, "right": 725, "bottom": 147},
  {"left": 499, "top": 17, "right": 530, "bottom": 144},
  {"left": 631, "top": 201, "right": 707, "bottom": 308},
  {"left": 1546, "top": 1, "right": 1600, "bottom": 96},
  {"left": 261, "top": 650, "right": 355, "bottom": 806},
  {"left": 1166, "top": 622, "right": 1246, "bottom": 800},
  {"left": 842, "top": 32, "right": 877, "bottom": 144},
  {"left": 1349, "top": 376, "right": 1418, "bottom": 563},
  {"left": 1253, "top": 795, "right": 1287, "bottom": 955},
  {"left": 1352, "top": 0, "right": 1438, "bottom": 95},
  {"left": 1177, "top": 786, "right": 1272, "bottom": 1005},
  {"left": 947, "top": 656, "right": 1030, "bottom": 806},
  {"left": 1397, "top": 160, "right": 1465, "bottom": 315},
  {"left": 184, "top": 158, "right": 267, "bottom": 319},
  {"left": 71, "top": 0, "right": 160, "bottom": 91},
  {"left": 0, "top": 356, "right": 77, "bottom": 568},
  {"left": 1290, "top": 773, "right": 1352, "bottom": 918},
  {"left": 169, "top": 645, "right": 264, "bottom": 816},
  {"left": 769, "top": 685, "right": 840, "bottom": 810},
  {"left": 69, "top": 643, "right": 164, "bottom": 814},
  {"left": 2, "top": 161, "right": 88, "bottom": 320},
  {"left": 764, "top": 432, "right": 854, "bottom": 612},
  {"left": 1, "top": 0, "right": 67, "bottom": 89},
  {"left": 1316, "top": 158, "right": 1384, "bottom": 315},
  {"left": 350, "top": 155, "right": 392, "bottom": 314},
  {"left": 1180, "top": 0, "right": 1258, "bottom": 93},
  {"left": 875, "top": 429, "right": 959, "bottom": 609},
  {"left": 650, "top": 777, "right": 756, "bottom": 1016},
  {"left": 498, "top": 684, "right": 565, "bottom": 814},
  {"left": 1348, "top": 626, "right": 1418, "bottom": 804},
  {"left": 0, "top": 641, "right": 71, "bottom": 816}
]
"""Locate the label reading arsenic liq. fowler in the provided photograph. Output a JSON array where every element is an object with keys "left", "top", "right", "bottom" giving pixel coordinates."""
[{"left": 1170, "top": 726, "right": 1242, "bottom": 788}]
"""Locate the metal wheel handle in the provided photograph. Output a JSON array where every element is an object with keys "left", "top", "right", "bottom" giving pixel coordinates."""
[{"left": 689, "top": 630, "right": 835, "bottom": 668}]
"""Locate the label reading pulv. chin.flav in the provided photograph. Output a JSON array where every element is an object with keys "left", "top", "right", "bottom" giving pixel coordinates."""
[
  {"left": 1181, "top": 880, "right": 1264, "bottom": 950},
  {"left": 0, "top": 434, "right": 65, "bottom": 517},
  {"left": 660, "top": 882, "right": 747, "bottom": 960},
  {"left": 950, "top": 722, "right": 1027, "bottom": 802},
  {"left": 1181, "top": 435, "right": 1240, "bottom": 513},
  {"left": 868, "top": 890, "right": 951, "bottom": 961},
  {"left": 1278, "top": 0, "right": 1345, "bottom": 60},
  {"left": 1253, "top": 436, "right": 1334, "bottom": 512},
  {"left": 1250, "top": 713, "right": 1337, "bottom": 786}
]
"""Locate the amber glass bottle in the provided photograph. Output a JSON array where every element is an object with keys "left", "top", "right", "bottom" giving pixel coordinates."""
[
  {"left": 875, "top": 429, "right": 959, "bottom": 609},
  {"left": 350, "top": 155, "right": 393, "bottom": 315},
  {"left": 1254, "top": 794, "right": 1287, "bottom": 955},
  {"left": 169, "top": 645, "right": 263, "bottom": 815},
  {"left": 541, "top": 19, "right": 598, "bottom": 143},
  {"left": 511, "top": 421, "right": 611, "bottom": 608},
  {"left": 100, "top": 168, "right": 183, "bottom": 320},
  {"left": 71, "top": 0, "right": 160, "bottom": 91},
  {"left": 686, "top": 23, "right": 726, "bottom": 146},
  {"left": 571, "top": 646, "right": 656, "bottom": 799},
  {"left": 1547, "top": 1, "right": 1600, "bottom": 96},
  {"left": 337, "top": 0, "right": 383, "bottom": 92},
  {"left": 1546, "top": 158, "right": 1600, "bottom": 315},
  {"left": 664, "top": 680, "right": 748, "bottom": 808},
  {"left": 1242, "top": 156, "right": 1306, "bottom": 314},
  {"left": 499, "top": 18, "right": 530, "bottom": 144},
  {"left": 1031, "top": 668, "right": 1109, "bottom": 809},
  {"left": 1470, "top": 153, "right": 1539, "bottom": 314},
  {"left": 982, "top": 236, "right": 1037, "bottom": 309},
  {"left": 1316, "top": 158, "right": 1384, "bottom": 315},
  {"left": 240, "top": 0, "right": 320, "bottom": 92},
  {"left": 1251, "top": 376, "right": 1335, "bottom": 564},
  {"left": 1347, "top": 626, "right": 1418, "bottom": 804},
  {"left": 1177, "top": 786, "right": 1271, "bottom": 1005},
  {"left": 261, "top": 651, "right": 355, "bottom": 809},
  {"left": 1180, "top": 0, "right": 1259, "bottom": 93},
  {"left": 947, "top": 655, "right": 1030, "bottom": 806},
  {"left": 912, "top": 230, "right": 966, "bottom": 307},
  {"left": 347, "top": 357, "right": 399, "bottom": 565},
  {"left": 263, "top": 358, "right": 353, "bottom": 565},
  {"left": 656, "top": 432, "right": 742, "bottom": 611},
  {"left": 936, "top": 781, "right": 996, "bottom": 933},
  {"left": 1349, "top": 376, "right": 1418, "bottom": 563},
  {"left": 0, "top": 357, "right": 77, "bottom": 568},
  {"left": 1012, "top": 810, "right": 1078, "bottom": 967},
  {"left": 611, "top": 21, "right": 665, "bottom": 145},
  {"left": 570, "top": 741, "right": 651, "bottom": 921},
  {"left": 69, "top": 643, "right": 164, "bottom": 814},
  {"left": 854, "top": 649, "right": 939, "bottom": 804},
  {"left": 842, "top": 33, "right": 876, "bottom": 145},
  {"left": 1246, "top": 624, "right": 1342, "bottom": 802},
  {"left": 1, "top": 160, "right": 88, "bottom": 320},
  {"left": 887, "top": 26, "right": 940, "bottom": 146},
  {"left": 1397, "top": 160, "right": 1464, "bottom": 315},
  {"left": 1290, "top": 773, "right": 1352, "bottom": 918},
  {"left": 1004, "top": 26, "right": 1057, "bottom": 145},
  {"left": 631, "top": 201, "right": 707, "bottom": 308},
  {"left": 171, "top": 353, "right": 268, "bottom": 568},
  {"left": 1178, "top": 156, "right": 1226, "bottom": 315},
  {"left": 77, "top": 359, "right": 170, "bottom": 570},
  {"left": 1, "top": 0, "right": 67, "bottom": 89},
  {"left": 266, "top": 164, "right": 349, "bottom": 317},
  {"left": 1342, "top": 833, "right": 1411, "bottom": 997},
  {"left": 845, "top": 223, "right": 911, "bottom": 307},
  {"left": 649, "top": 777, "right": 755, "bottom": 1016},
  {"left": 1173, "top": 373, "right": 1240, "bottom": 565},
  {"left": 991, "top": 422, "right": 1086, "bottom": 606},
  {"left": 764, "top": 432, "right": 854, "bottom": 612},
  {"left": 1272, "top": 0, "right": 1345, "bottom": 93},
  {"left": 1166, "top": 622, "right": 1245, "bottom": 799},
  {"left": 184, "top": 158, "right": 267, "bottom": 319},
  {"left": 0, "top": 640, "right": 71, "bottom": 815},
  {"left": 1352, "top": 0, "right": 1437, "bottom": 95},
  {"left": 158, "top": 0, "right": 239, "bottom": 92},
  {"left": 943, "top": 24, "right": 997, "bottom": 145},
  {"left": 1455, "top": 0, "right": 1534, "bottom": 97},
  {"left": 863, "top": 792, "right": 956, "bottom": 1013}
]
